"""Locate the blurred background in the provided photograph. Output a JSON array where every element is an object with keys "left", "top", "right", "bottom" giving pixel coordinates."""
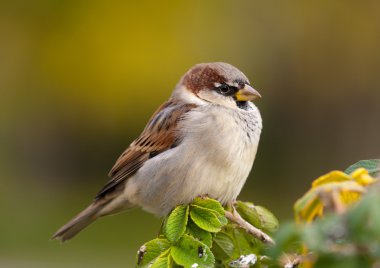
[{"left": 1, "top": 0, "right": 380, "bottom": 267}]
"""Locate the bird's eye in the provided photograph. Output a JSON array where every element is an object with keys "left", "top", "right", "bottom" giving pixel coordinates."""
[{"left": 217, "top": 84, "right": 232, "bottom": 95}]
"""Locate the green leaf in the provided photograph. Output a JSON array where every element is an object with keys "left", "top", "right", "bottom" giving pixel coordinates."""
[
  {"left": 345, "top": 159, "right": 380, "bottom": 177},
  {"left": 150, "top": 250, "right": 171, "bottom": 268},
  {"left": 192, "top": 198, "right": 228, "bottom": 226},
  {"left": 231, "top": 228, "right": 257, "bottom": 258},
  {"left": 236, "top": 201, "right": 279, "bottom": 233},
  {"left": 347, "top": 187, "right": 380, "bottom": 243},
  {"left": 235, "top": 201, "right": 261, "bottom": 228},
  {"left": 301, "top": 222, "right": 328, "bottom": 253},
  {"left": 217, "top": 213, "right": 228, "bottom": 226},
  {"left": 212, "top": 232, "right": 234, "bottom": 261},
  {"left": 255, "top": 206, "right": 279, "bottom": 233},
  {"left": 190, "top": 205, "right": 223, "bottom": 232},
  {"left": 171, "top": 234, "right": 215, "bottom": 268},
  {"left": 136, "top": 238, "right": 171, "bottom": 267},
  {"left": 187, "top": 220, "right": 213, "bottom": 247},
  {"left": 193, "top": 197, "right": 225, "bottom": 216},
  {"left": 165, "top": 205, "right": 189, "bottom": 242},
  {"left": 221, "top": 224, "right": 258, "bottom": 260},
  {"left": 266, "top": 222, "right": 302, "bottom": 259},
  {"left": 346, "top": 192, "right": 373, "bottom": 241}
]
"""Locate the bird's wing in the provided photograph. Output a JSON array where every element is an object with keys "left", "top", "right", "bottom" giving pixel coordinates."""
[{"left": 95, "top": 100, "right": 197, "bottom": 200}]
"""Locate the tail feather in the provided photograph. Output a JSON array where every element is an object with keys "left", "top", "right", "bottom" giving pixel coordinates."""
[{"left": 52, "top": 203, "right": 104, "bottom": 242}]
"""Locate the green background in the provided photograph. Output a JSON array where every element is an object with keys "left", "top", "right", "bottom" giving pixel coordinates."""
[{"left": 1, "top": 1, "right": 380, "bottom": 267}]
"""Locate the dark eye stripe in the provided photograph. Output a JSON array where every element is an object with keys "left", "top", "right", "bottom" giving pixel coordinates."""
[{"left": 215, "top": 84, "right": 238, "bottom": 96}]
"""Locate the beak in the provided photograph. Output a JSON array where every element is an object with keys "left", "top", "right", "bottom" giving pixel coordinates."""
[{"left": 235, "top": 84, "right": 261, "bottom": 101}]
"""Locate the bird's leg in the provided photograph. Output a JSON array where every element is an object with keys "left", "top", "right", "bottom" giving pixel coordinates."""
[
  {"left": 224, "top": 202, "right": 275, "bottom": 245},
  {"left": 224, "top": 200, "right": 235, "bottom": 212}
]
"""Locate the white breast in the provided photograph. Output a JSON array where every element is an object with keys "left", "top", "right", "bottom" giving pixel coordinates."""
[{"left": 126, "top": 103, "right": 262, "bottom": 216}]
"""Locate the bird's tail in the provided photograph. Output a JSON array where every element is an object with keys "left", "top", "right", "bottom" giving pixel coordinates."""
[{"left": 52, "top": 202, "right": 105, "bottom": 242}]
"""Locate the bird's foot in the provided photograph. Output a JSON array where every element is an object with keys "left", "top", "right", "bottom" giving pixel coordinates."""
[{"left": 225, "top": 202, "right": 275, "bottom": 245}]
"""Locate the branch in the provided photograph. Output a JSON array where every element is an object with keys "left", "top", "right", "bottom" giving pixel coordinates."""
[
  {"left": 225, "top": 208, "right": 275, "bottom": 245},
  {"left": 280, "top": 253, "right": 303, "bottom": 268}
]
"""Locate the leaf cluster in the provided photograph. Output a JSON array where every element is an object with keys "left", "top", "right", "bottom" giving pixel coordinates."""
[
  {"left": 136, "top": 198, "right": 224, "bottom": 267},
  {"left": 136, "top": 197, "right": 278, "bottom": 268},
  {"left": 268, "top": 183, "right": 380, "bottom": 267},
  {"left": 268, "top": 159, "right": 380, "bottom": 267}
]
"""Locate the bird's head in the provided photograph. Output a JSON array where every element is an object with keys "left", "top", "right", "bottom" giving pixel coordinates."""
[{"left": 174, "top": 62, "right": 261, "bottom": 109}]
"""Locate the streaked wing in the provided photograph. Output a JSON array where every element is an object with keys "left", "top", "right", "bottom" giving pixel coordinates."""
[{"left": 95, "top": 100, "right": 197, "bottom": 200}]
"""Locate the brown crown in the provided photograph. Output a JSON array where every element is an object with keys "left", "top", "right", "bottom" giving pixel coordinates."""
[{"left": 182, "top": 65, "right": 227, "bottom": 93}]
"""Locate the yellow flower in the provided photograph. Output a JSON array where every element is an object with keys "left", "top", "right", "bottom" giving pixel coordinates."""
[
  {"left": 351, "top": 168, "right": 377, "bottom": 186},
  {"left": 294, "top": 168, "right": 377, "bottom": 223}
]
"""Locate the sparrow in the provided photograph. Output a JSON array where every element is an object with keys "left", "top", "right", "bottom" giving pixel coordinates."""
[{"left": 53, "top": 62, "right": 262, "bottom": 242}]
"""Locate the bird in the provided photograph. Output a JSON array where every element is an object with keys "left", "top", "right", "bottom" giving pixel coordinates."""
[{"left": 53, "top": 62, "right": 262, "bottom": 242}]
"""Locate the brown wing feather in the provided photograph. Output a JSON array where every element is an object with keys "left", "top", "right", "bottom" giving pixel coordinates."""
[{"left": 95, "top": 101, "right": 197, "bottom": 200}]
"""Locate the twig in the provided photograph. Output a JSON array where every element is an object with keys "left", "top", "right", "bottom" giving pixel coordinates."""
[
  {"left": 319, "top": 189, "right": 347, "bottom": 215},
  {"left": 281, "top": 253, "right": 302, "bottom": 268},
  {"left": 225, "top": 208, "right": 275, "bottom": 245}
]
